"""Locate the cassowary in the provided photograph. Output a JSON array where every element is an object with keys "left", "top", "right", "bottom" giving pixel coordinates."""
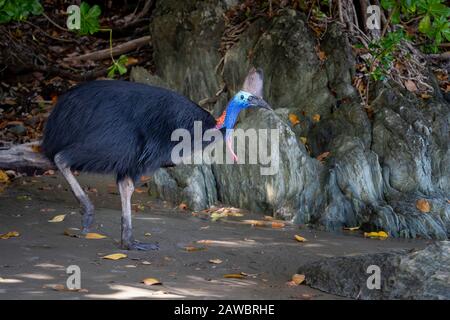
[{"left": 42, "top": 68, "right": 270, "bottom": 250}]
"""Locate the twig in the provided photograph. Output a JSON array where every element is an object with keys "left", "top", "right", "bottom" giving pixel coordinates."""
[
  {"left": 24, "top": 21, "right": 75, "bottom": 43},
  {"left": 41, "top": 12, "right": 68, "bottom": 32},
  {"left": 338, "top": 0, "right": 344, "bottom": 24},
  {"left": 381, "top": 7, "right": 396, "bottom": 38},
  {"left": 64, "top": 35, "right": 151, "bottom": 61},
  {"left": 426, "top": 52, "right": 450, "bottom": 61}
]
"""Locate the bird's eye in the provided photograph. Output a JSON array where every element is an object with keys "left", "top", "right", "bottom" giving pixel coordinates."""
[{"left": 240, "top": 95, "right": 244, "bottom": 100}]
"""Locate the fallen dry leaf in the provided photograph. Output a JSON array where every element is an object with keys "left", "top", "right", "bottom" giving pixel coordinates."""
[
  {"left": 289, "top": 113, "right": 300, "bottom": 126},
  {"left": 271, "top": 221, "right": 285, "bottom": 229},
  {"left": 102, "top": 253, "right": 127, "bottom": 260},
  {"left": 134, "top": 187, "right": 146, "bottom": 194},
  {"left": 343, "top": 226, "right": 360, "bottom": 231},
  {"left": 184, "top": 246, "right": 206, "bottom": 252},
  {"left": 209, "top": 259, "right": 223, "bottom": 264},
  {"left": 416, "top": 199, "right": 431, "bottom": 213},
  {"left": 0, "top": 231, "right": 20, "bottom": 240},
  {"left": 316, "top": 151, "right": 330, "bottom": 162},
  {"left": 224, "top": 273, "right": 246, "bottom": 279},
  {"left": 125, "top": 57, "right": 139, "bottom": 66},
  {"left": 31, "top": 144, "right": 42, "bottom": 153},
  {"left": 315, "top": 45, "right": 327, "bottom": 61},
  {"left": 364, "top": 231, "right": 388, "bottom": 239},
  {"left": 85, "top": 233, "right": 107, "bottom": 239},
  {"left": 0, "top": 170, "right": 10, "bottom": 183},
  {"left": 48, "top": 214, "right": 66, "bottom": 223},
  {"left": 294, "top": 234, "right": 307, "bottom": 242},
  {"left": 142, "top": 278, "right": 162, "bottom": 286},
  {"left": 210, "top": 211, "right": 243, "bottom": 221},
  {"left": 299, "top": 136, "right": 308, "bottom": 145},
  {"left": 292, "top": 274, "right": 306, "bottom": 285},
  {"left": 404, "top": 79, "right": 418, "bottom": 92},
  {"left": 312, "top": 114, "right": 321, "bottom": 122}
]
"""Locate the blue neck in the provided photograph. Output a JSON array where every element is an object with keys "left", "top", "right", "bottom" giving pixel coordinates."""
[{"left": 223, "top": 100, "right": 241, "bottom": 131}]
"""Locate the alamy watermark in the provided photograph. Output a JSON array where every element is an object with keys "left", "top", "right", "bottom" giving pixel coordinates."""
[
  {"left": 171, "top": 121, "right": 280, "bottom": 176},
  {"left": 66, "top": 5, "right": 81, "bottom": 31},
  {"left": 366, "top": 5, "right": 381, "bottom": 30},
  {"left": 66, "top": 265, "right": 81, "bottom": 290},
  {"left": 366, "top": 265, "right": 381, "bottom": 290}
]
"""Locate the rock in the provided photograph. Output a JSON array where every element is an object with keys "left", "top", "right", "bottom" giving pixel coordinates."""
[
  {"left": 298, "top": 241, "right": 450, "bottom": 300},
  {"left": 212, "top": 108, "right": 322, "bottom": 221},
  {"left": 149, "top": 165, "right": 217, "bottom": 211},
  {"left": 222, "top": 9, "right": 335, "bottom": 117},
  {"left": 149, "top": 0, "right": 232, "bottom": 102},
  {"left": 7, "top": 124, "right": 27, "bottom": 136},
  {"left": 129, "top": 66, "right": 169, "bottom": 89}
]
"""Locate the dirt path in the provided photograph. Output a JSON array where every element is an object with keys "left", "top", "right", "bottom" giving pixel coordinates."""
[{"left": 0, "top": 174, "right": 430, "bottom": 300}]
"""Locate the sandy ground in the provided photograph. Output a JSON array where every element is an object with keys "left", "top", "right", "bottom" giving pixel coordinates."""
[{"left": 0, "top": 173, "right": 431, "bottom": 300}]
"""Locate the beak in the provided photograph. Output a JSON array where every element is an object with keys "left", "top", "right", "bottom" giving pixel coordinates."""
[{"left": 248, "top": 96, "right": 272, "bottom": 111}]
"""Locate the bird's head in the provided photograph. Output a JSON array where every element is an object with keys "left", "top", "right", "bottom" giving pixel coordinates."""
[{"left": 216, "top": 68, "right": 271, "bottom": 131}]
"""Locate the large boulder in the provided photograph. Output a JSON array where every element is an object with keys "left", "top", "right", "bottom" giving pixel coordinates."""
[
  {"left": 139, "top": 2, "right": 450, "bottom": 239},
  {"left": 212, "top": 108, "right": 322, "bottom": 221},
  {"left": 298, "top": 241, "right": 450, "bottom": 300},
  {"left": 149, "top": 0, "right": 235, "bottom": 103},
  {"left": 150, "top": 165, "right": 217, "bottom": 211}
]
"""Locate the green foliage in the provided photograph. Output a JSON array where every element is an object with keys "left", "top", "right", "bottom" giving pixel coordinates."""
[
  {"left": 78, "top": 2, "right": 101, "bottom": 35},
  {"left": 107, "top": 55, "right": 128, "bottom": 78},
  {"left": 381, "top": 0, "right": 450, "bottom": 53},
  {"left": 367, "top": 29, "right": 407, "bottom": 81},
  {"left": 0, "top": 0, "right": 43, "bottom": 24}
]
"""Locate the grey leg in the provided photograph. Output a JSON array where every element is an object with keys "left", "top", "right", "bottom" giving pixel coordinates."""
[
  {"left": 54, "top": 153, "right": 94, "bottom": 233},
  {"left": 118, "top": 177, "right": 158, "bottom": 251}
]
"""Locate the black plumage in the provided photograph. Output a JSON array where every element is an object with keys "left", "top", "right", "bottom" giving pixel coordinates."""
[{"left": 42, "top": 80, "right": 217, "bottom": 182}]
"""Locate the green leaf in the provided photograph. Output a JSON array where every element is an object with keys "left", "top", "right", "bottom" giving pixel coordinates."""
[
  {"left": 381, "top": 0, "right": 396, "bottom": 10},
  {"left": 443, "top": 27, "right": 450, "bottom": 41},
  {"left": 418, "top": 15, "right": 431, "bottom": 33},
  {"left": 30, "top": 0, "right": 43, "bottom": 15},
  {"left": 0, "top": 13, "right": 10, "bottom": 23},
  {"left": 117, "top": 63, "right": 127, "bottom": 75},
  {"left": 107, "top": 65, "right": 117, "bottom": 78},
  {"left": 0, "top": 0, "right": 43, "bottom": 24},
  {"left": 435, "top": 31, "right": 442, "bottom": 44},
  {"left": 428, "top": 3, "right": 450, "bottom": 17},
  {"left": 78, "top": 2, "right": 101, "bottom": 35},
  {"left": 391, "top": 10, "right": 401, "bottom": 24}
]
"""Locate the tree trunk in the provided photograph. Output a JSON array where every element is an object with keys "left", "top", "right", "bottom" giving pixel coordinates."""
[{"left": 0, "top": 142, "right": 54, "bottom": 170}]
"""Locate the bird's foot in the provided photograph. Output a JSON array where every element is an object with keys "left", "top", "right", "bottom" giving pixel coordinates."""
[
  {"left": 80, "top": 204, "right": 95, "bottom": 233},
  {"left": 81, "top": 215, "right": 94, "bottom": 234},
  {"left": 122, "top": 240, "right": 159, "bottom": 251}
]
